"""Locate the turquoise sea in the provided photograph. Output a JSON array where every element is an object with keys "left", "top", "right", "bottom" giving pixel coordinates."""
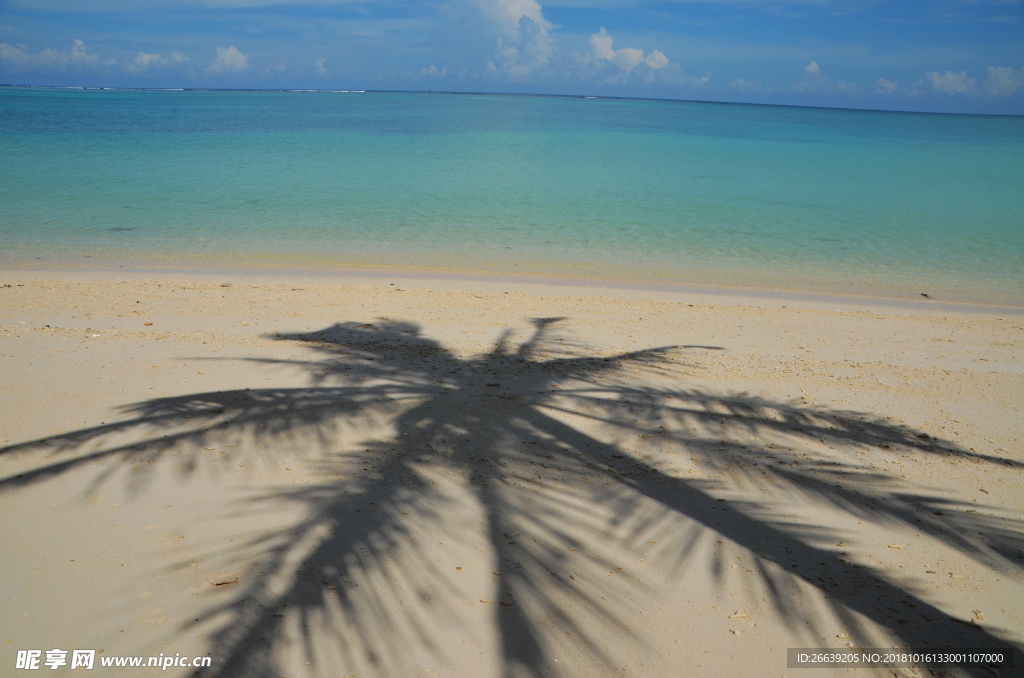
[{"left": 2, "top": 87, "right": 1022, "bottom": 304}]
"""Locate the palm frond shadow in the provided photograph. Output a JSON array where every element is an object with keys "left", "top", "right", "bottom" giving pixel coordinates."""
[{"left": 2, "top": 317, "right": 1021, "bottom": 677}]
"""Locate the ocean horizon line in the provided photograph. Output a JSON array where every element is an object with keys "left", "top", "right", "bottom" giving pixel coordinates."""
[{"left": 3, "top": 82, "right": 1022, "bottom": 119}]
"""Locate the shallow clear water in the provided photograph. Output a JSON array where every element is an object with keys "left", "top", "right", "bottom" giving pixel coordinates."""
[{"left": 2, "top": 87, "right": 1022, "bottom": 303}]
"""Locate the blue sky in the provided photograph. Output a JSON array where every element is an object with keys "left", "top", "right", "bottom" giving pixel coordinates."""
[{"left": 1, "top": 0, "right": 1021, "bottom": 113}]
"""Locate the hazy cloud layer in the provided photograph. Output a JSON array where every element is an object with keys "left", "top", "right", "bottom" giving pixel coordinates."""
[
  {"left": 0, "top": 39, "right": 103, "bottom": 73},
  {"left": 875, "top": 77, "right": 898, "bottom": 94},
  {"left": 124, "top": 51, "right": 185, "bottom": 74},
  {"left": 0, "top": 0, "right": 1021, "bottom": 112},
  {"left": 421, "top": 64, "right": 447, "bottom": 77},
  {"left": 729, "top": 78, "right": 759, "bottom": 91},
  {"left": 984, "top": 65, "right": 1023, "bottom": 97},
  {"left": 918, "top": 69, "right": 976, "bottom": 95}
]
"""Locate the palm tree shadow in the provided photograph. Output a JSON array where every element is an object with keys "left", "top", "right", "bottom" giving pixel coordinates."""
[{"left": 1, "top": 317, "right": 1021, "bottom": 677}]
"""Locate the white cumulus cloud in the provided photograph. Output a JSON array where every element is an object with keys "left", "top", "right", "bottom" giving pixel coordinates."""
[
  {"left": 471, "top": 0, "right": 555, "bottom": 81},
  {"left": 984, "top": 65, "right": 1023, "bottom": 97},
  {"left": 917, "top": 70, "right": 976, "bottom": 95},
  {"left": 790, "top": 60, "right": 858, "bottom": 94},
  {"left": 472, "top": 0, "right": 550, "bottom": 35},
  {"left": 646, "top": 50, "right": 669, "bottom": 70},
  {"left": 587, "top": 28, "right": 668, "bottom": 76},
  {"left": 572, "top": 28, "right": 687, "bottom": 85},
  {"left": 470, "top": 1, "right": 685, "bottom": 87},
  {"left": 487, "top": 14, "right": 554, "bottom": 80},
  {"left": 315, "top": 58, "right": 328, "bottom": 76},
  {"left": 421, "top": 64, "right": 447, "bottom": 77},
  {"left": 125, "top": 51, "right": 166, "bottom": 73},
  {"left": 0, "top": 39, "right": 101, "bottom": 73},
  {"left": 206, "top": 46, "right": 248, "bottom": 74},
  {"left": 876, "top": 77, "right": 898, "bottom": 94}
]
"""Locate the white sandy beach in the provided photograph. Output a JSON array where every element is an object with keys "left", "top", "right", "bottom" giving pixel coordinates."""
[{"left": 1, "top": 270, "right": 1022, "bottom": 678}]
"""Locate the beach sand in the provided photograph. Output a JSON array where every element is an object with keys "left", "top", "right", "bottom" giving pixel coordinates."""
[{"left": 1, "top": 270, "right": 1022, "bottom": 677}]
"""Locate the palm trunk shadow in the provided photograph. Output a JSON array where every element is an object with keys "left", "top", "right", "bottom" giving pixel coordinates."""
[{"left": 547, "top": 409, "right": 1018, "bottom": 655}]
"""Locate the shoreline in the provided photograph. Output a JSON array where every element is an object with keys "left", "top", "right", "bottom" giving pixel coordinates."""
[{"left": 3, "top": 264, "right": 1022, "bottom": 318}]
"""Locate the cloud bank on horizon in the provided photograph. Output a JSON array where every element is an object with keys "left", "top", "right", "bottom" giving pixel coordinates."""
[{"left": 0, "top": 0, "right": 1021, "bottom": 113}]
